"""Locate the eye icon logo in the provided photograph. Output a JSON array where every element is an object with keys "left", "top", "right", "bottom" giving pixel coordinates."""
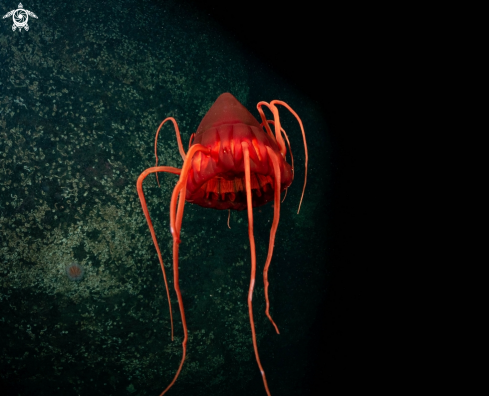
[{"left": 3, "top": 3, "right": 38, "bottom": 31}]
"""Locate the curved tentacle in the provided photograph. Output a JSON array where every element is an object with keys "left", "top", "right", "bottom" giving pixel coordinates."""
[
  {"left": 270, "top": 100, "right": 308, "bottom": 213},
  {"left": 154, "top": 117, "right": 187, "bottom": 187},
  {"left": 264, "top": 120, "right": 294, "bottom": 178},
  {"left": 256, "top": 101, "right": 286, "bottom": 157},
  {"left": 258, "top": 101, "right": 308, "bottom": 213},
  {"left": 262, "top": 119, "right": 293, "bottom": 204},
  {"left": 160, "top": 143, "right": 210, "bottom": 396},
  {"left": 263, "top": 146, "right": 282, "bottom": 334},
  {"left": 137, "top": 165, "right": 182, "bottom": 341},
  {"left": 242, "top": 141, "right": 272, "bottom": 396}
]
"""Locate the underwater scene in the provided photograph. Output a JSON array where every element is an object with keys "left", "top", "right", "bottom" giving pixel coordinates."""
[{"left": 0, "top": 0, "right": 331, "bottom": 395}]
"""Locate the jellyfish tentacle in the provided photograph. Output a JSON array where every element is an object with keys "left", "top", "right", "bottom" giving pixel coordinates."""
[
  {"left": 263, "top": 147, "right": 281, "bottom": 334},
  {"left": 270, "top": 100, "right": 308, "bottom": 214},
  {"left": 257, "top": 100, "right": 308, "bottom": 213},
  {"left": 160, "top": 143, "right": 210, "bottom": 396},
  {"left": 137, "top": 165, "right": 181, "bottom": 341},
  {"left": 242, "top": 141, "right": 272, "bottom": 396},
  {"left": 154, "top": 117, "right": 187, "bottom": 187}
]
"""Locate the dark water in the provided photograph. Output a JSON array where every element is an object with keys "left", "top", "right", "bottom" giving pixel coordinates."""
[{"left": 0, "top": 0, "right": 331, "bottom": 395}]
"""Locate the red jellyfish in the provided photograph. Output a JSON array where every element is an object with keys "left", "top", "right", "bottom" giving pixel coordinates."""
[{"left": 137, "top": 92, "right": 308, "bottom": 395}]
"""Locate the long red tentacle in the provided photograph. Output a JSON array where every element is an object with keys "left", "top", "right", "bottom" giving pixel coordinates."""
[
  {"left": 256, "top": 101, "right": 308, "bottom": 213},
  {"left": 154, "top": 117, "right": 187, "bottom": 187},
  {"left": 160, "top": 144, "right": 210, "bottom": 396},
  {"left": 137, "top": 165, "right": 181, "bottom": 341},
  {"left": 242, "top": 141, "right": 272, "bottom": 396},
  {"left": 263, "top": 147, "right": 281, "bottom": 334},
  {"left": 270, "top": 100, "right": 308, "bottom": 213}
]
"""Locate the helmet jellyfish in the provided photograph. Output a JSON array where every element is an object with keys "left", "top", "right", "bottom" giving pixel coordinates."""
[{"left": 137, "top": 93, "right": 308, "bottom": 395}]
